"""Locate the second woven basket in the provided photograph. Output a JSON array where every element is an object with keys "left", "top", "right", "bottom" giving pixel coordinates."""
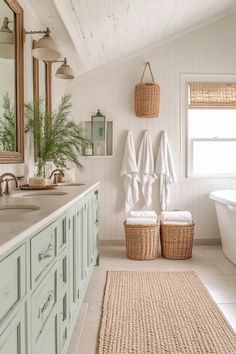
[{"left": 160, "top": 223, "right": 195, "bottom": 260}]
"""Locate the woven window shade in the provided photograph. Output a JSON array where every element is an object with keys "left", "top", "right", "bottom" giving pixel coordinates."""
[{"left": 188, "top": 83, "right": 236, "bottom": 108}]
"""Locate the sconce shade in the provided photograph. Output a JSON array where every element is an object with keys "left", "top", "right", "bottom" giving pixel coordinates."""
[
  {"left": 55, "top": 61, "right": 74, "bottom": 79},
  {"left": 32, "top": 32, "right": 61, "bottom": 61},
  {"left": 0, "top": 17, "right": 14, "bottom": 59}
]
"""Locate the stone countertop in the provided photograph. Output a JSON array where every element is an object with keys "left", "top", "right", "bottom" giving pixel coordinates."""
[{"left": 0, "top": 181, "right": 99, "bottom": 258}]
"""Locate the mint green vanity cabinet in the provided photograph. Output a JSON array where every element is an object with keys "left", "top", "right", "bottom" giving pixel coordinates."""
[{"left": 0, "top": 184, "right": 99, "bottom": 354}]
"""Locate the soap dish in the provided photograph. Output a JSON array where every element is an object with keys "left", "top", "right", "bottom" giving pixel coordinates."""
[{"left": 19, "top": 184, "right": 57, "bottom": 190}]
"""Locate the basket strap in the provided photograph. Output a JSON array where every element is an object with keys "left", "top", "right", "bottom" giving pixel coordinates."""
[{"left": 140, "top": 62, "right": 155, "bottom": 83}]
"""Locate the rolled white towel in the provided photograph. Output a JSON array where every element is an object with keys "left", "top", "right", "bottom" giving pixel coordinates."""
[
  {"left": 161, "top": 211, "right": 192, "bottom": 223},
  {"left": 129, "top": 210, "right": 157, "bottom": 218},
  {"left": 126, "top": 217, "right": 157, "bottom": 225}
]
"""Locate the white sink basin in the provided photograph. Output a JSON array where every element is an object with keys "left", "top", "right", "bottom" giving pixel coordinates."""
[
  {"left": 0, "top": 204, "right": 40, "bottom": 211},
  {"left": 57, "top": 183, "right": 85, "bottom": 187},
  {"left": 13, "top": 191, "right": 68, "bottom": 198},
  {"left": 0, "top": 204, "right": 40, "bottom": 221}
]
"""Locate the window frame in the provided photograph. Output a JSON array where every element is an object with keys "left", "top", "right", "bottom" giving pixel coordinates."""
[{"left": 180, "top": 74, "right": 236, "bottom": 179}]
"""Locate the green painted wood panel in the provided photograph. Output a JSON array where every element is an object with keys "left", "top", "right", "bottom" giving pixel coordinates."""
[
  {"left": 59, "top": 288, "right": 69, "bottom": 353},
  {"left": 0, "top": 246, "right": 26, "bottom": 324},
  {"left": 0, "top": 303, "right": 26, "bottom": 354},
  {"left": 36, "top": 310, "right": 58, "bottom": 354},
  {"left": 58, "top": 215, "right": 67, "bottom": 253},
  {"left": 68, "top": 204, "right": 78, "bottom": 323}
]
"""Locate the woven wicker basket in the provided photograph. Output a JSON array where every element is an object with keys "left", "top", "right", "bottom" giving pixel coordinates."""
[
  {"left": 124, "top": 222, "right": 160, "bottom": 260},
  {"left": 160, "top": 223, "right": 195, "bottom": 260},
  {"left": 135, "top": 62, "right": 160, "bottom": 118}
]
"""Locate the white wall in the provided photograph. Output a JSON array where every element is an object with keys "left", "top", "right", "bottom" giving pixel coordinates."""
[
  {"left": 67, "top": 12, "right": 236, "bottom": 241},
  {"left": 0, "top": 0, "right": 66, "bottom": 178}
]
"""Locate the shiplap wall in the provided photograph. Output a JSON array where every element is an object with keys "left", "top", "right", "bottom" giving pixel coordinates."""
[{"left": 67, "top": 12, "right": 236, "bottom": 240}]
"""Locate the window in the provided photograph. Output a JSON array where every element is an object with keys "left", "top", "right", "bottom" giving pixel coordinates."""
[{"left": 186, "top": 82, "right": 236, "bottom": 177}]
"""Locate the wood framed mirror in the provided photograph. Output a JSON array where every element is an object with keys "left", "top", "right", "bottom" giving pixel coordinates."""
[
  {"left": 0, "top": 0, "right": 24, "bottom": 163},
  {"left": 32, "top": 40, "right": 52, "bottom": 159}
]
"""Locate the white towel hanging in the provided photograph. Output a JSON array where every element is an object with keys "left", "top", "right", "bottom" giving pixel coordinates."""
[
  {"left": 120, "top": 130, "right": 139, "bottom": 212},
  {"left": 155, "top": 131, "right": 176, "bottom": 211},
  {"left": 137, "top": 130, "right": 157, "bottom": 207}
]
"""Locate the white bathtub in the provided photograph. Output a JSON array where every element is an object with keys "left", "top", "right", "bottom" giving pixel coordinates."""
[{"left": 209, "top": 190, "right": 236, "bottom": 265}]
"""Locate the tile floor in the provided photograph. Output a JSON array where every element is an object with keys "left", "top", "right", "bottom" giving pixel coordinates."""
[{"left": 67, "top": 245, "right": 236, "bottom": 354}]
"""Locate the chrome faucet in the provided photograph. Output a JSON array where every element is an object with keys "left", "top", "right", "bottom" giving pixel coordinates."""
[
  {"left": 0, "top": 173, "right": 19, "bottom": 196},
  {"left": 49, "top": 169, "right": 65, "bottom": 184}
]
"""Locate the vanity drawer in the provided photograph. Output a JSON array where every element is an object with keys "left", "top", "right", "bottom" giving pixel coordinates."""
[
  {"left": 0, "top": 245, "right": 26, "bottom": 323},
  {"left": 31, "top": 221, "right": 57, "bottom": 289},
  {"left": 31, "top": 266, "right": 57, "bottom": 348}
]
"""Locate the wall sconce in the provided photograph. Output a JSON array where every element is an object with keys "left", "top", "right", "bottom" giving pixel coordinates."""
[
  {"left": 0, "top": 17, "right": 14, "bottom": 59},
  {"left": 55, "top": 58, "right": 74, "bottom": 79},
  {"left": 25, "top": 27, "right": 61, "bottom": 61}
]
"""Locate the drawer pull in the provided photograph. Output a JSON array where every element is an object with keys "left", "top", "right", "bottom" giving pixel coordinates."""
[
  {"left": 38, "top": 292, "right": 53, "bottom": 319},
  {"left": 38, "top": 243, "right": 53, "bottom": 261}
]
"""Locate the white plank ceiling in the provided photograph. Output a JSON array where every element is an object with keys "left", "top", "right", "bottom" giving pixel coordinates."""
[{"left": 32, "top": 0, "right": 236, "bottom": 75}]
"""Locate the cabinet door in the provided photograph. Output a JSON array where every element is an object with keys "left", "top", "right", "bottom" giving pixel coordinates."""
[
  {"left": 68, "top": 204, "right": 78, "bottom": 321},
  {"left": 93, "top": 189, "right": 99, "bottom": 265},
  {"left": 0, "top": 303, "right": 26, "bottom": 354},
  {"left": 86, "top": 192, "right": 94, "bottom": 268},
  {"left": 36, "top": 310, "right": 58, "bottom": 354},
  {"left": 78, "top": 201, "right": 87, "bottom": 295},
  {"left": 31, "top": 265, "right": 57, "bottom": 351},
  {"left": 59, "top": 288, "right": 69, "bottom": 353}
]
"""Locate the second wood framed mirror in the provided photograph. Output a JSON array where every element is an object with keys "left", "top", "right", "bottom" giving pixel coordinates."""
[{"left": 32, "top": 39, "right": 52, "bottom": 115}]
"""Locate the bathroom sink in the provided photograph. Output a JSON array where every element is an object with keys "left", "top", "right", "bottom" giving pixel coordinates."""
[
  {"left": 0, "top": 204, "right": 40, "bottom": 221},
  {"left": 0, "top": 204, "right": 40, "bottom": 211},
  {"left": 57, "top": 183, "right": 85, "bottom": 187},
  {"left": 12, "top": 190, "right": 68, "bottom": 198}
]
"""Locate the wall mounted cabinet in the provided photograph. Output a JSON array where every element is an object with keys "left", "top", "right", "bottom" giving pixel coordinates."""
[
  {"left": 81, "top": 121, "right": 113, "bottom": 156},
  {"left": 0, "top": 185, "right": 99, "bottom": 354}
]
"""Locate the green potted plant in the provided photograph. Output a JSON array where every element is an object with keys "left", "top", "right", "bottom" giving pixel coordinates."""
[{"left": 25, "top": 94, "right": 89, "bottom": 178}]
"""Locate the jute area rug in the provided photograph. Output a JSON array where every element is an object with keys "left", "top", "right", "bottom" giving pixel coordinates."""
[{"left": 98, "top": 271, "right": 236, "bottom": 354}]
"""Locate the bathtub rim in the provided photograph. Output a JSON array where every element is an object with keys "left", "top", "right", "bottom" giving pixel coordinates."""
[{"left": 209, "top": 189, "right": 236, "bottom": 206}]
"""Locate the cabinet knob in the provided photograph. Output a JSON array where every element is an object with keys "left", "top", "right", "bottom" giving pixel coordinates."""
[{"left": 38, "top": 243, "right": 53, "bottom": 261}]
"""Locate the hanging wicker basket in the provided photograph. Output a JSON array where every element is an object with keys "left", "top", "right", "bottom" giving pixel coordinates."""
[{"left": 135, "top": 62, "right": 160, "bottom": 118}]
